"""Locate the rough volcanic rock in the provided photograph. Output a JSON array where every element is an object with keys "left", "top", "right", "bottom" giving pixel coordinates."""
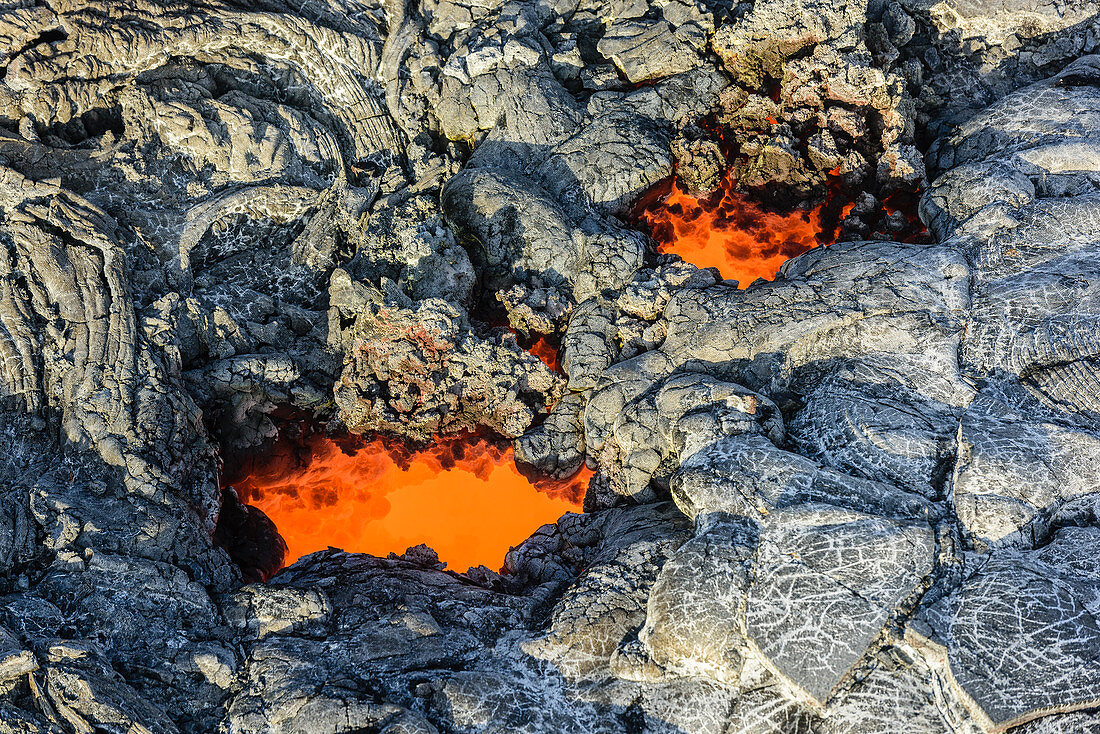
[
  {"left": 910, "top": 529, "right": 1100, "bottom": 731},
  {"left": 920, "top": 56, "right": 1100, "bottom": 549},
  {"left": 522, "top": 502, "right": 692, "bottom": 679},
  {"left": 710, "top": 0, "right": 922, "bottom": 194},
  {"left": 820, "top": 643, "right": 977, "bottom": 734},
  {"left": 595, "top": 372, "right": 785, "bottom": 502},
  {"left": 745, "top": 506, "right": 934, "bottom": 707},
  {"left": 953, "top": 388, "right": 1100, "bottom": 549},
  {"left": 328, "top": 270, "right": 563, "bottom": 440},
  {"left": 670, "top": 126, "right": 726, "bottom": 195},
  {"left": 673, "top": 434, "right": 939, "bottom": 525},
  {"left": 0, "top": 2, "right": 1098, "bottom": 734},
  {"left": 597, "top": 16, "right": 708, "bottom": 85},
  {"left": 634, "top": 515, "right": 756, "bottom": 684},
  {"left": 894, "top": 0, "right": 1100, "bottom": 137},
  {"left": 514, "top": 391, "right": 588, "bottom": 479}
]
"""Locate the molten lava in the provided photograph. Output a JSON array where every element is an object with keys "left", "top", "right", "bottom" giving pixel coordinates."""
[
  {"left": 641, "top": 172, "right": 848, "bottom": 286},
  {"left": 228, "top": 433, "right": 588, "bottom": 573},
  {"left": 528, "top": 335, "right": 562, "bottom": 372}
]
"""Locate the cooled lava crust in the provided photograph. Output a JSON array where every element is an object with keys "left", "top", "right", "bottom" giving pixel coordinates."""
[{"left": 0, "top": 1, "right": 1098, "bottom": 733}]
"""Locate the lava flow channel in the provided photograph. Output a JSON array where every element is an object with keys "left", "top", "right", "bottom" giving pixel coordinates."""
[
  {"left": 641, "top": 171, "right": 849, "bottom": 285},
  {"left": 230, "top": 433, "right": 588, "bottom": 573}
]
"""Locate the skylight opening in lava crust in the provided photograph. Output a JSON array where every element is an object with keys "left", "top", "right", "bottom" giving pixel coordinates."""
[
  {"left": 224, "top": 430, "right": 589, "bottom": 575},
  {"left": 639, "top": 171, "right": 855, "bottom": 286}
]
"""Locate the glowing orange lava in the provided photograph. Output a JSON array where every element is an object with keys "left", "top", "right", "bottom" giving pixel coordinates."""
[
  {"left": 528, "top": 335, "right": 562, "bottom": 372},
  {"left": 642, "top": 172, "right": 846, "bottom": 286},
  {"left": 230, "top": 434, "right": 588, "bottom": 573}
]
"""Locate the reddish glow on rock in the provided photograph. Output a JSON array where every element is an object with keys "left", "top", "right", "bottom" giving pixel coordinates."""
[
  {"left": 882, "top": 190, "right": 929, "bottom": 242},
  {"left": 528, "top": 335, "right": 562, "bottom": 372},
  {"left": 230, "top": 433, "right": 588, "bottom": 573},
  {"left": 641, "top": 172, "right": 848, "bottom": 286}
]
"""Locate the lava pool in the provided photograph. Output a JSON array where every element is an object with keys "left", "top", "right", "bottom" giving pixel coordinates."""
[
  {"left": 640, "top": 171, "right": 852, "bottom": 285},
  {"left": 224, "top": 432, "right": 589, "bottom": 574}
]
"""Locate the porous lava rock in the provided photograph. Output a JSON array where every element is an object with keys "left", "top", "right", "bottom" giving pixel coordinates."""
[{"left": 0, "top": 1, "right": 1097, "bottom": 733}]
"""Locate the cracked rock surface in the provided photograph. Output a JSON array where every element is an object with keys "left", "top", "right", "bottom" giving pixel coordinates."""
[{"left": 0, "top": 1, "right": 1098, "bottom": 733}]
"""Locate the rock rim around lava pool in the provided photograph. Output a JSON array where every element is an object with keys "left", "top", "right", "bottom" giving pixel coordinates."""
[{"left": 0, "top": 1, "right": 1099, "bottom": 733}]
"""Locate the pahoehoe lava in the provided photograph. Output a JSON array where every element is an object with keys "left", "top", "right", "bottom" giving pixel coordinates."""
[{"left": 0, "top": 0, "right": 1098, "bottom": 733}]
